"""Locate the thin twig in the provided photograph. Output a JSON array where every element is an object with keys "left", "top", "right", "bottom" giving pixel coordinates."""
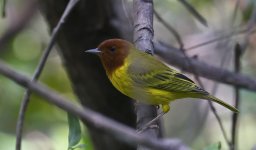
[
  {"left": 15, "top": 0, "right": 80, "bottom": 150},
  {"left": 190, "top": 57, "right": 231, "bottom": 146},
  {"left": 211, "top": 48, "right": 232, "bottom": 97},
  {"left": 178, "top": 0, "right": 207, "bottom": 27},
  {"left": 154, "top": 13, "right": 233, "bottom": 143},
  {"left": 153, "top": 8, "right": 231, "bottom": 142},
  {"left": 2, "top": 0, "right": 7, "bottom": 17},
  {"left": 154, "top": 11, "right": 231, "bottom": 142},
  {"left": 180, "top": 46, "right": 231, "bottom": 146},
  {"left": 207, "top": 46, "right": 233, "bottom": 122},
  {"left": 191, "top": 58, "right": 231, "bottom": 147},
  {"left": 230, "top": 44, "right": 241, "bottom": 150},
  {"left": 196, "top": 77, "right": 230, "bottom": 145},
  {"left": 154, "top": 9, "right": 183, "bottom": 49},
  {"left": 230, "top": 4, "right": 256, "bottom": 149},
  {"left": 153, "top": 11, "right": 229, "bottom": 142},
  {"left": 206, "top": 2, "right": 243, "bottom": 146},
  {"left": 208, "top": 97, "right": 231, "bottom": 146},
  {"left": 0, "top": 60, "right": 190, "bottom": 150},
  {"left": 185, "top": 27, "right": 255, "bottom": 51},
  {"left": 193, "top": 53, "right": 232, "bottom": 146}
]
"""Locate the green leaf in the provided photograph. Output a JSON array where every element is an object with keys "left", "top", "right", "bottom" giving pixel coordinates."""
[
  {"left": 204, "top": 142, "right": 221, "bottom": 150},
  {"left": 67, "top": 113, "right": 82, "bottom": 150}
]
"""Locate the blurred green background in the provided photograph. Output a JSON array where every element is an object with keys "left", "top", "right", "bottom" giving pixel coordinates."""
[
  {"left": 0, "top": 0, "right": 256, "bottom": 150},
  {"left": 0, "top": 2, "right": 93, "bottom": 149}
]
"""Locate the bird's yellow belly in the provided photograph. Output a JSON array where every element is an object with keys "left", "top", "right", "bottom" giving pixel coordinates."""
[{"left": 109, "top": 65, "right": 172, "bottom": 105}]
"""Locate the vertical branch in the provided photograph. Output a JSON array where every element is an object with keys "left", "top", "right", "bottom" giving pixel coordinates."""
[
  {"left": 133, "top": 0, "right": 154, "bottom": 54},
  {"left": 133, "top": 0, "right": 160, "bottom": 149},
  {"left": 231, "top": 43, "right": 241, "bottom": 150},
  {"left": 230, "top": 8, "right": 256, "bottom": 149},
  {"left": 15, "top": 0, "right": 80, "bottom": 150}
]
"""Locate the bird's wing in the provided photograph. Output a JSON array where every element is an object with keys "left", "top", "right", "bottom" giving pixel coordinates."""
[{"left": 127, "top": 55, "right": 207, "bottom": 94}]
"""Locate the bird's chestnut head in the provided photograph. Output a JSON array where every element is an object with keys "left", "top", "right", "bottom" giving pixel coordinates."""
[{"left": 86, "top": 39, "right": 133, "bottom": 75}]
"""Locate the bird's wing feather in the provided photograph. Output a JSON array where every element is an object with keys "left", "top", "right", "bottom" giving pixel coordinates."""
[{"left": 127, "top": 53, "right": 207, "bottom": 94}]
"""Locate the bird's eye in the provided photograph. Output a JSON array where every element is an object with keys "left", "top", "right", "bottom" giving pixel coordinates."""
[{"left": 109, "top": 46, "right": 116, "bottom": 52}]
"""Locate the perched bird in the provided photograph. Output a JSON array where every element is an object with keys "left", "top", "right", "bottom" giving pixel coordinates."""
[{"left": 86, "top": 39, "right": 238, "bottom": 121}]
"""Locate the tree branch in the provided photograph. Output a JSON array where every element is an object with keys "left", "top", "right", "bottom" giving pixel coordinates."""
[
  {"left": 231, "top": 43, "right": 242, "bottom": 150},
  {"left": 0, "top": 61, "right": 190, "bottom": 150},
  {"left": 133, "top": 1, "right": 161, "bottom": 148},
  {"left": 154, "top": 42, "right": 256, "bottom": 91},
  {"left": 133, "top": 0, "right": 154, "bottom": 54}
]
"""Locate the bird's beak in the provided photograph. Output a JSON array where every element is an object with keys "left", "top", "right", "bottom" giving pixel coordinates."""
[{"left": 85, "top": 48, "right": 101, "bottom": 55}]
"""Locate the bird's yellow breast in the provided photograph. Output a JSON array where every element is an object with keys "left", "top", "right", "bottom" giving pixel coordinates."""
[
  {"left": 108, "top": 61, "right": 133, "bottom": 96},
  {"left": 107, "top": 60, "right": 171, "bottom": 105}
]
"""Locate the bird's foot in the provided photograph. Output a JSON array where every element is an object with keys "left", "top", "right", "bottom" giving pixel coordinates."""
[
  {"left": 136, "top": 111, "right": 165, "bottom": 134},
  {"left": 155, "top": 105, "right": 160, "bottom": 110}
]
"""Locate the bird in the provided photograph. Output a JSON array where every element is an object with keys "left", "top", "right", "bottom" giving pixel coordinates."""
[{"left": 85, "top": 39, "right": 238, "bottom": 130}]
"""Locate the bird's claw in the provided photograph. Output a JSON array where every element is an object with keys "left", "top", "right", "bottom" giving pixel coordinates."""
[{"left": 136, "top": 124, "right": 159, "bottom": 134}]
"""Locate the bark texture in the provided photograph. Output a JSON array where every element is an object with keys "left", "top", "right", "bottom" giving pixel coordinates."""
[{"left": 39, "top": 0, "right": 136, "bottom": 150}]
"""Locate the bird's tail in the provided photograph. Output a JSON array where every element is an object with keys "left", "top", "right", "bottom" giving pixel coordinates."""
[{"left": 202, "top": 95, "right": 239, "bottom": 113}]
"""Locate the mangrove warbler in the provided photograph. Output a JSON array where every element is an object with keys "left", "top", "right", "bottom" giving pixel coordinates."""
[{"left": 86, "top": 39, "right": 238, "bottom": 116}]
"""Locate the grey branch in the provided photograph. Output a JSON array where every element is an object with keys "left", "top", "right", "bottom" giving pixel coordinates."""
[
  {"left": 231, "top": 43, "right": 242, "bottom": 150},
  {"left": 133, "top": 0, "right": 154, "bottom": 54},
  {"left": 0, "top": 61, "right": 189, "bottom": 150},
  {"left": 133, "top": 1, "right": 161, "bottom": 148},
  {"left": 154, "top": 42, "right": 256, "bottom": 91},
  {"left": 15, "top": 0, "right": 80, "bottom": 150}
]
